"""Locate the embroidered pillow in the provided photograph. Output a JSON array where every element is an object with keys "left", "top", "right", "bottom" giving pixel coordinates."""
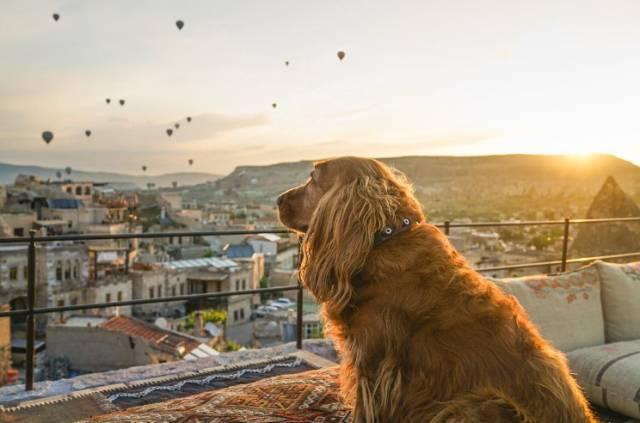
[
  {"left": 594, "top": 260, "right": 640, "bottom": 342},
  {"left": 488, "top": 264, "right": 605, "bottom": 352}
]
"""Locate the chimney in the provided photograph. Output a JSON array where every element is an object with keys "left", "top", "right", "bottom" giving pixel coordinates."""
[{"left": 193, "top": 311, "right": 204, "bottom": 337}]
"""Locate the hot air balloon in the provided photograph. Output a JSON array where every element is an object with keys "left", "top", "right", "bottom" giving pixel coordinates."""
[
  {"left": 119, "top": 99, "right": 125, "bottom": 106},
  {"left": 56, "top": 171, "right": 62, "bottom": 179},
  {"left": 65, "top": 166, "right": 72, "bottom": 175},
  {"left": 52, "top": 13, "right": 60, "bottom": 21},
  {"left": 337, "top": 51, "right": 345, "bottom": 61},
  {"left": 142, "top": 165, "right": 147, "bottom": 172},
  {"left": 42, "top": 131, "right": 54, "bottom": 144},
  {"left": 285, "top": 61, "right": 289, "bottom": 66},
  {"left": 188, "top": 159, "right": 194, "bottom": 166},
  {"left": 186, "top": 116, "right": 192, "bottom": 123},
  {"left": 166, "top": 128, "right": 173, "bottom": 136},
  {"left": 105, "top": 98, "right": 111, "bottom": 104},
  {"left": 174, "top": 123, "right": 180, "bottom": 129},
  {"left": 85, "top": 130, "right": 91, "bottom": 137},
  {"left": 176, "top": 20, "right": 184, "bottom": 30},
  {"left": 272, "top": 103, "right": 277, "bottom": 109}
]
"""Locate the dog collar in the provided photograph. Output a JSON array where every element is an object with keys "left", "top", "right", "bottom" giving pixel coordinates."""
[{"left": 373, "top": 217, "right": 414, "bottom": 247}]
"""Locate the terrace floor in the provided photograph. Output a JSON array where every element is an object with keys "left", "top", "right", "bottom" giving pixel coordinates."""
[{"left": 0, "top": 338, "right": 636, "bottom": 423}]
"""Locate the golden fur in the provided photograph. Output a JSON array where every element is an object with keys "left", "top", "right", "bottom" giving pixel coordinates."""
[{"left": 277, "top": 157, "right": 597, "bottom": 423}]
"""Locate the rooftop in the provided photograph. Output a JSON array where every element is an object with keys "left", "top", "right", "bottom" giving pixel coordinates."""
[
  {"left": 161, "top": 257, "right": 240, "bottom": 271},
  {"left": 99, "top": 315, "right": 202, "bottom": 356}
]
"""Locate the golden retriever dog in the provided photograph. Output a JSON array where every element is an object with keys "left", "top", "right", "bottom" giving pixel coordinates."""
[{"left": 277, "top": 157, "right": 597, "bottom": 423}]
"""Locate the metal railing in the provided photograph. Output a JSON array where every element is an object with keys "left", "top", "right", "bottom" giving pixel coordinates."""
[{"left": 0, "top": 217, "right": 639, "bottom": 391}]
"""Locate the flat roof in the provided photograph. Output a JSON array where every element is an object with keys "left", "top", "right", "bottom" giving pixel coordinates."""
[{"left": 161, "top": 257, "right": 239, "bottom": 271}]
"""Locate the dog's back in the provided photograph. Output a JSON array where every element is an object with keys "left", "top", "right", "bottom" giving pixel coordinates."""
[{"left": 330, "top": 223, "right": 597, "bottom": 422}]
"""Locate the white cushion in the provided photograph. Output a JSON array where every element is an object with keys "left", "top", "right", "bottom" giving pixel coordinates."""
[
  {"left": 594, "top": 260, "right": 640, "bottom": 342},
  {"left": 489, "top": 264, "right": 605, "bottom": 352},
  {"left": 567, "top": 340, "right": 640, "bottom": 419}
]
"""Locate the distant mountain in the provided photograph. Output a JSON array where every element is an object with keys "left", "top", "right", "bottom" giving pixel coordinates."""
[
  {"left": 217, "top": 153, "right": 640, "bottom": 195},
  {"left": 0, "top": 162, "right": 220, "bottom": 189},
  {"left": 571, "top": 176, "right": 640, "bottom": 256},
  {"left": 213, "top": 154, "right": 640, "bottom": 220}
]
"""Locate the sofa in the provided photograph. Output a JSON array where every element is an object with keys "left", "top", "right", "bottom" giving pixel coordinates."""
[{"left": 490, "top": 260, "right": 640, "bottom": 420}]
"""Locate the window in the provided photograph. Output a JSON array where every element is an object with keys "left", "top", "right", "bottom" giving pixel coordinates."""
[
  {"left": 180, "top": 283, "right": 185, "bottom": 295},
  {"left": 240, "top": 308, "right": 245, "bottom": 320},
  {"left": 233, "top": 310, "right": 238, "bottom": 321},
  {"left": 64, "top": 260, "right": 71, "bottom": 280},
  {"left": 23, "top": 266, "right": 28, "bottom": 280},
  {"left": 68, "top": 220, "right": 73, "bottom": 228},
  {"left": 157, "top": 285, "right": 162, "bottom": 298},
  {"left": 56, "top": 262, "right": 63, "bottom": 281},
  {"left": 73, "top": 264, "right": 78, "bottom": 279},
  {"left": 178, "top": 236, "right": 183, "bottom": 245},
  {"left": 106, "top": 293, "right": 111, "bottom": 303},
  {"left": 9, "top": 266, "right": 18, "bottom": 281},
  {"left": 84, "top": 186, "right": 91, "bottom": 195},
  {"left": 66, "top": 187, "right": 72, "bottom": 194},
  {"left": 171, "top": 286, "right": 176, "bottom": 296},
  {"left": 169, "top": 236, "right": 174, "bottom": 244},
  {"left": 117, "top": 291, "right": 123, "bottom": 301},
  {"left": 57, "top": 299, "right": 65, "bottom": 307},
  {"left": 149, "top": 287, "right": 154, "bottom": 299},
  {"left": 235, "top": 280, "right": 239, "bottom": 291},
  {"left": 13, "top": 228, "right": 24, "bottom": 237},
  {"left": 241, "top": 279, "right": 246, "bottom": 290},
  {"left": 71, "top": 297, "right": 78, "bottom": 305},
  {"left": 75, "top": 186, "right": 82, "bottom": 195}
]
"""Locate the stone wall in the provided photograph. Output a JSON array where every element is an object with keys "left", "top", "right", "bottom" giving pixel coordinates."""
[{"left": 46, "top": 326, "right": 175, "bottom": 373}]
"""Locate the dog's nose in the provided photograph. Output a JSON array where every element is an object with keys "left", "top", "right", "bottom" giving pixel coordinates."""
[{"left": 276, "top": 195, "right": 284, "bottom": 206}]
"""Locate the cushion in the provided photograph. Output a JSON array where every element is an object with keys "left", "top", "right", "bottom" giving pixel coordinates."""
[
  {"left": 594, "top": 260, "right": 640, "bottom": 342},
  {"left": 489, "top": 264, "right": 605, "bottom": 352},
  {"left": 85, "top": 366, "right": 351, "bottom": 422},
  {"left": 567, "top": 340, "right": 640, "bottom": 419}
]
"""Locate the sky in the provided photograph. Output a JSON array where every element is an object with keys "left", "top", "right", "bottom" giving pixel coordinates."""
[{"left": 2, "top": 0, "right": 640, "bottom": 175}]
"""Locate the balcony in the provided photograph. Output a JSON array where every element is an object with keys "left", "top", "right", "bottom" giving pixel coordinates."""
[{"left": 0, "top": 217, "right": 639, "bottom": 422}]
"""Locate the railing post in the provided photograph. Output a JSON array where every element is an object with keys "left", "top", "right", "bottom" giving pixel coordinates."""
[
  {"left": 296, "top": 284, "right": 303, "bottom": 349},
  {"left": 561, "top": 218, "right": 570, "bottom": 272},
  {"left": 26, "top": 229, "right": 37, "bottom": 391},
  {"left": 444, "top": 221, "right": 450, "bottom": 236}
]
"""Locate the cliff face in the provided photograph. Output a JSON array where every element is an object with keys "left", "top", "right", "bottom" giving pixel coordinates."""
[{"left": 570, "top": 176, "right": 640, "bottom": 257}]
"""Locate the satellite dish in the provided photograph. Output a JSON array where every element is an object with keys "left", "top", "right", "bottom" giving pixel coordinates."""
[
  {"left": 205, "top": 322, "right": 222, "bottom": 337},
  {"left": 154, "top": 317, "right": 168, "bottom": 329}
]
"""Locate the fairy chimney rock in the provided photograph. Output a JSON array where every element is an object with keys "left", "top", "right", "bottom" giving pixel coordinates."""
[{"left": 571, "top": 176, "right": 640, "bottom": 256}]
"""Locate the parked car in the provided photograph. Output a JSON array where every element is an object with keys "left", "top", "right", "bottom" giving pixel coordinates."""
[
  {"left": 270, "top": 298, "right": 296, "bottom": 308},
  {"left": 253, "top": 305, "right": 279, "bottom": 318}
]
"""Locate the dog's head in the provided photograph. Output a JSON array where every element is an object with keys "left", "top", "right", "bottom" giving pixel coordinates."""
[{"left": 277, "top": 157, "right": 423, "bottom": 310}]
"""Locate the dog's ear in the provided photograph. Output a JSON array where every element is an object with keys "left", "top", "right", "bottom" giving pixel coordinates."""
[{"left": 300, "top": 175, "right": 401, "bottom": 312}]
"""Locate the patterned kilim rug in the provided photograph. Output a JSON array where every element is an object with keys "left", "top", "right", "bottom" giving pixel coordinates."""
[
  {"left": 0, "top": 353, "right": 330, "bottom": 423},
  {"left": 84, "top": 366, "right": 351, "bottom": 423}
]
